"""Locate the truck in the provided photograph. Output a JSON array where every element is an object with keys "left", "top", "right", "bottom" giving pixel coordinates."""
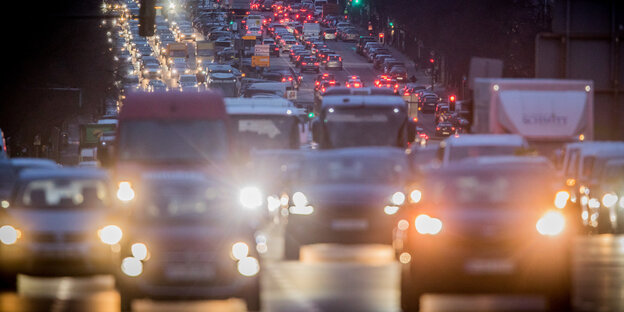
[
  {"left": 302, "top": 22, "right": 321, "bottom": 40},
  {"left": 471, "top": 78, "right": 594, "bottom": 156},
  {"left": 165, "top": 42, "right": 188, "bottom": 64},
  {"left": 195, "top": 41, "right": 215, "bottom": 65},
  {"left": 227, "top": 0, "right": 250, "bottom": 18},
  {"left": 322, "top": 3, "right": 339, "bottom": 18}
]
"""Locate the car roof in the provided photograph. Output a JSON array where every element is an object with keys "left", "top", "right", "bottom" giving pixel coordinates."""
[
  {"left": 18, "top": 167, "right": 108, "bottom": 181},
  {"left": 443, "top": 134, "right": 528, "bottom": 147},
  {"left": 322, "top": 94, "right": 406, "bottom": 108},
  {"left": 305, "top": 147, "right": 407, "bottom": 161}
]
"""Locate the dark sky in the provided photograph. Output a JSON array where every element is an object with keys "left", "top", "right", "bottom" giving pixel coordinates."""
[{"left": 0, "top": 0, "right": 114, "bottom": 152}]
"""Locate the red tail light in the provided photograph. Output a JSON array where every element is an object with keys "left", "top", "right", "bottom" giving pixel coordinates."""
[
  {"left": 354, "top": 82, "right": 361, "bottom": 88},
  {"left": 321, "top": 87, "right": 326, "bottom": 92},
  {"left": 436, "top": 127, "right": 440, "bottom": 130},
  {"left": 451, "top": 127, "right": 456, "bottom": 131},
  {"left": 404, "top": 92, "right": 410, "bottom": 96},
  {"left": 314, "top": 62, "right": 319, "bottom": 66},
  {"left": 329, "top": 81, "right": 336, "bottom": 85},
  {"left": 288, "top": 77, "right": 293, "bottom": 81},
  {"left": 302, "top": 62, "right": 307, "bottom": 65},
  {"left": 282, "top": 78, "right": 287, "bottom": 82}
]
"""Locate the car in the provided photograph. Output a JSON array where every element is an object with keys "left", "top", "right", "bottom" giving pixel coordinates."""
[
  {"left": 280, "top": 38, "right": 298, "bottom": 53},
  {"left": 345, "top": 75, "right": 364, "bottom": 88},
  {"left": 374, "top": 74, "right": 400, "bottom": 94},
  {"left": 0, "top": 168, "right": 117, "bottom": 279},
  {"left": 146, "top": 79, "right": 168, "bottom": 92},
  {"left": 356, "top": 36, "right": 376, "bottom": 54},
  {"left": 390, "top": 66, "right": 408, "bottom": 82},
  {"left": 116, "top": 173, "right": 261, "bottom": 311},
  {"left": 322, "top": 29, "right": 336, "bottom": 40},
  {"left": 397, "top": 158, "right": 571, "bottom": 312},
  {"left": 434, "top": 121, "right": 455, "bottom": 137},
  {"left": 314, "top": 73, "right": 337, "bottom": 91},
  {"left": 435, "top": 102, "right": 450, "bottom": 122},
  {"left": 298, "top": 56, "right": 320, "bottom": 72},
  {"left": 283, "top": 147, "right": 411, "bottom": 260},
  {"left": 9, "top": 158, "right": 59, "bottom": 174},
  {"left": 384, "top": 60, "right": 406, "bottom": 74},
  {"left": 372, "top": 53, "right": 392, "bottom": 69},
  {"left": 342, "top": 29, "right": 359, "bottom": 41},
  {"left": 169, "top": 58, "right": 191, "bottom": 79},
  {"left": 290, "top": 47, "right": 309, "bottom": 62},
  {"left": 325, "top": 54, "right": 343, "bottom": 70},
  {"left": 177, "top": 74, "right": 200, "bottom": 92},
  {"left": 316, "top": 48, "right": 335, "bottom": 64}
]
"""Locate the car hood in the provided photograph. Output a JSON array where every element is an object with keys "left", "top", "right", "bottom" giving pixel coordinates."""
[
  {"left": 8, "top": 209, "right": 109, "bottom": 232},
  {"left": 295, "top": 183, "right": 399, "bottom": 208}
]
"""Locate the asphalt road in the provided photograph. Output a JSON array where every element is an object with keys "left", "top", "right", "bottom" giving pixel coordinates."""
[{"left": 2, "top": 235, "right": 624, "bottom": 311}]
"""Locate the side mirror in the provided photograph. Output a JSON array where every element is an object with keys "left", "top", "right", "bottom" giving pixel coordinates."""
[
  {"left": 311, "top": 117, "right": 321, "bottom": 143},
  {"left": 406, "top": 119, "right": 417, "bottom": 143}
]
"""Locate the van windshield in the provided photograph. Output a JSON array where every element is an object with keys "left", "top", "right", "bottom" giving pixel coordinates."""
[
  {"left": 19, "top": 179, "right": 109, "bottom": 209},
  {"left": 119, "top": 120, "right": 228, "bottom": 162},
  {"left": 448, "top": 145, "right": 521, "bottom": 162},
  {"left": 324, "top": 107, "right": 406, "bottom": 148}
]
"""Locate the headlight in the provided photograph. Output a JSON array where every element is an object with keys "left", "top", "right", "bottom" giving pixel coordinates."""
[
  {"left": 121, "top": 256, "right": 143, "bottom": 277},
  {"left": 292, "top": 191, "right": 308, "bottom": 206},
  {"left": 231, "top": 242, "right": 249, "bottom": 260},
  {"left": 602, "top": 193, "right": 618, "bottom": 208},
  {"left": 116, "top": 181, "right": 135, "bottom": 202},
  {"left": 98, "top": 225, "right": 123, "bottom": 245},
  {"left": 239, "top": 187, "right": 263, "bottom": 209},
  {"left": 409, "top": 189, "right": 422, "bottom": 203},
  {"left": 0, "top": 225, "right": 20, "bottom": 245},
  {"left": 414, "top": 214, "right": 442, "bottom": 235},
  {"left": 536, "top": 211, "right": 565, "bottom": 236},
  {"left": 237, "top": 256, "right": 260, "bottom": 277},
  {"left": 554, "top": 191, "right": 570, "bottom": 209},
  {"left": 384, "top": 205, "right": 399, "bottom": 215},
  {"left": 391, "top": 191, "right": 405, "bottom": 205},
  {"left": 131, "top": 243, "right": 148, "bottom": 260},
  {"left": 588, "top": 198, "right": 601, "bottom": 209}
]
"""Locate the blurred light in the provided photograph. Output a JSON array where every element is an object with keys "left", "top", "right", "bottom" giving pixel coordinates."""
[
  {"left": 580, "top": 195, "right": 588, "bottom": 206},
  {"left": 98, "top": 225, "right": 123, "bottom": 245},
  {"left": 399, "top": 252, "right": 411, "bottom": 264},
  {"left": 391, "top": 192, "right": 405, "bottom": 205},
  {"left": 397, "top": 219, "right": 409, "bottom": 231},
  {"left": 256, "top": 243, "right": 268, "bottom": 254},
  {"left": 292, "top": 192, "right": 308, "bottom": 207},
  {"left": 240, "top": 187, "right": 263, "bottom": 209},
  {"left": 1, "top": 200, "right": 9, "bottom": 209},
  {"left": 602, "top": 193, "right": 618, "bottom": 208},
  {"left": 116, "top": 181, "right": 135, "bottom": 202},
  {"left": 554, "top": 191, "right": 570, "bottom": 209},
  {"left": 566, "top": 178, "right": 576, "bottom": 187},
  {"left": 619, "top": 196, "right": 624, "bottom": 209},
  {"left": 579, "top": 134, "right": 585, "bottom": 141},
  {"left": 131, "top": 243, "right": 148, "bottom": 261},
  {"left": 588, "top": 198, "right": 601, "bottom": 209},
  {"left": 267, "top": 196, "right": 281, "bottom": 212},
  {"left": 232, "top": 242, "right": 249, "bottom": 260},
  {"left": 121, "top": 257, "right": 143, "bottom": 277},
  {"left": 536, "top": 211, "right": 565, "bottom": 236},
  {"left": 414, "top": 214, "right": 442, "bottom": 235},
  {"left": 237, "top": 256, "right": 260, "bottom": 277},
  {"left": 0, "top": 225, "right": 19, "bottom": 245},
  {"left": 409, "top": 190, "right": 422, "bottom": 203},
  {"left": 384, "top": 205, "right": 399, "bottom": 215},
  {"left": 493, "top": 84, "right": 500, "bottom": 91},
  {"left": 289, "top": 205, "right": 314, "bottom": 215},
  {"left": 585, "top": 85, "right": 591, "bottom": 92}
]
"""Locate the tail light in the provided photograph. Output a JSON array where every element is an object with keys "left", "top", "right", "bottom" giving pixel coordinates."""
[
  {"left": 282, "top": 78, "right": 287, "bottom": 82},
  {"left": 288, "top": 77, "right": 293, "bottom": 81},
  {"left": 451, "top": 127, "right": 456, "bottom": 131},
  {"left": 436, "top": 127, "right": 440, "bottom": 130},
  {"left": 354, "top": 82, "right": 361, "bottom": 88},
  {"left": 314, "top": 62, "right": 319, "bottom": 66},
  {"left": 404, "top": 92, "right": 410, "bottom": 96},
  {"left": 302, "top": 62, "right": 307, "bottom": 65},
  {"left": 315, "top": 81, "right": 320, "bottom": 86}
]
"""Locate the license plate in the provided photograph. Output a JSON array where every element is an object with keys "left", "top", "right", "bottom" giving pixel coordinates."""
[
  {"left": 331, "top": 219, "right": 368, "bottom": 231},
  {"left": 464, "top": 258, "right": 515, "bottom": 274},
  {"left": 443, "top": 132, "right": 449, "bottom": 135},
  {"left": 165, "top": 264, "right": 215, "bottom": 280}
]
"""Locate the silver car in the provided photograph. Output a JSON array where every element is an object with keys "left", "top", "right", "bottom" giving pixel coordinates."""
[{"left": 325, "top": 54, "right": 343, "bottom": 70}]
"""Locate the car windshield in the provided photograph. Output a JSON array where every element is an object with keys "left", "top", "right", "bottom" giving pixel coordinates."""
[
  {"left": 301, "top": 156, "right": 406, "bottom": 184},
  {"left": 208, "top": 80, "right": 238, "bottom": 97},
  {"left": 324, "top": 107, "right": 406, "bottom": 148},
  {"left": 448, "top": 145, "right": 523, "bottom": 162},
  {"left": 118, "top": 120, "right": 228, "bottom": 162},
  {"left": 18, "top": 178, "right": 109, "bottom": 209},
  {"left": 426, "top": 169, "right": 554, "bottom": 206}
]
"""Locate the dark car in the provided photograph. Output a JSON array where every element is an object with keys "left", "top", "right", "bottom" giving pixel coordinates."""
[
  {"left": 116, "top": 173, "right": 261, "bottom": 311},
  {"left": 434, "top": 121, "right": 455, "bottom": 137},
  {"left": 356, "top": 36, "right": 376, "bottom": 54},
  {"left": 397, "top": 159, "right": 571, "bottom": 312},
  {"left": 390, "top": 66, "right": 408, "bottom": 82},
  {"left": 284, "top": 147, "right": 411, "bottom": 259},
  {"left": 299, "top": 56, "right": 320, "bottom": 73}
]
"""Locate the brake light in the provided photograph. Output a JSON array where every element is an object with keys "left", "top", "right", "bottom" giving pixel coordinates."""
[
  {"left": 314, "top": 62, "right": 319, "bottom": 66},
  {"left": 404, "top": 92, "right": 410, "bottom": 96},
  {"left": 315, "top": 81, "right": 320, "bottom": 86},
  {"left": 288, "top": 77, "right": 293, "bottom": 81},
  {"left": 302, "top": 62, "right": 307, "bottom": 65},
  {"left": 451, "top": 127, "right": 455, "bottom": 131},
  {"left": 329, "top": 81, "right": 336, "bottom": 85},
  {"left": 282, "top": 78, "right": 287, "bottom": 82},
  {"left": 354, "top": 82, "right": 361, "bottom": 88},
  {"left": 436, "top": 127, "right": 440, "bottom": 130}
]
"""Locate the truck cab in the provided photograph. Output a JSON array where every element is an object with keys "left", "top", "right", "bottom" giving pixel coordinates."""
[
  {"left": 311, "top": 91, "right": 416, "bottom": 149},
  {"left": 437, "top": 134, "right": 530, "bottom": 167}
]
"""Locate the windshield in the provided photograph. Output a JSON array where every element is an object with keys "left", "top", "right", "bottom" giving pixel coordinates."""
[
  {"left": 448, "top": 145, "right": 521, "bottom": 162},
  {"left": 0, "top": 163, "right": 16, "bottom": 194},
  {"left": 19, "top": 178, "right": 109, "bottom": 209},
  {"left": 208, "top": 80, "right": 238, "bottom": 97},
  {"left": 301, "top": 157, "right": 406, "bottom": 184},
  {"left": 324, "top": 107, "right": 406, "bottom": 148},
  {"left": 427, "top": 170, "right": 554, "bottom": 206},
  {"left": 231, "top": 115, "right": 299, "bottom": 155},
  {"left": 169, "top": 50, "right": 186, "bottom": 57},
  {"left": 118, "top": 120, "right": 228, "bottom": 162}
]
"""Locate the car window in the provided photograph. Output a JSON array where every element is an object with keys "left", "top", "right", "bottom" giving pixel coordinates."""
[{"left": 19, "top": 178, "right": 109, "bottom": 209}]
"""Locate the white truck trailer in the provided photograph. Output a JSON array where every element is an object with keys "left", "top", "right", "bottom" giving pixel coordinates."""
[{"left": 472, "top": 78, "right": 594, "bottom": 155}]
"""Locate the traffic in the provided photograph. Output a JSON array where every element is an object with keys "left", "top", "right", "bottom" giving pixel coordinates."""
[{"left": 0, "top": 0, "right": 622, "bottom": 312}]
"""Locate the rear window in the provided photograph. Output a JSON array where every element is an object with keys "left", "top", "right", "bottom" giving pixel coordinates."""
[{"left": 18, "top": 178, "right": 109, "bottom": 209}]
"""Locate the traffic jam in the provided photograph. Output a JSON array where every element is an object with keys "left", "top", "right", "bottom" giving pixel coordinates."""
[{"left": 0, "top": 0, "right": 622, "bottom": 311}]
